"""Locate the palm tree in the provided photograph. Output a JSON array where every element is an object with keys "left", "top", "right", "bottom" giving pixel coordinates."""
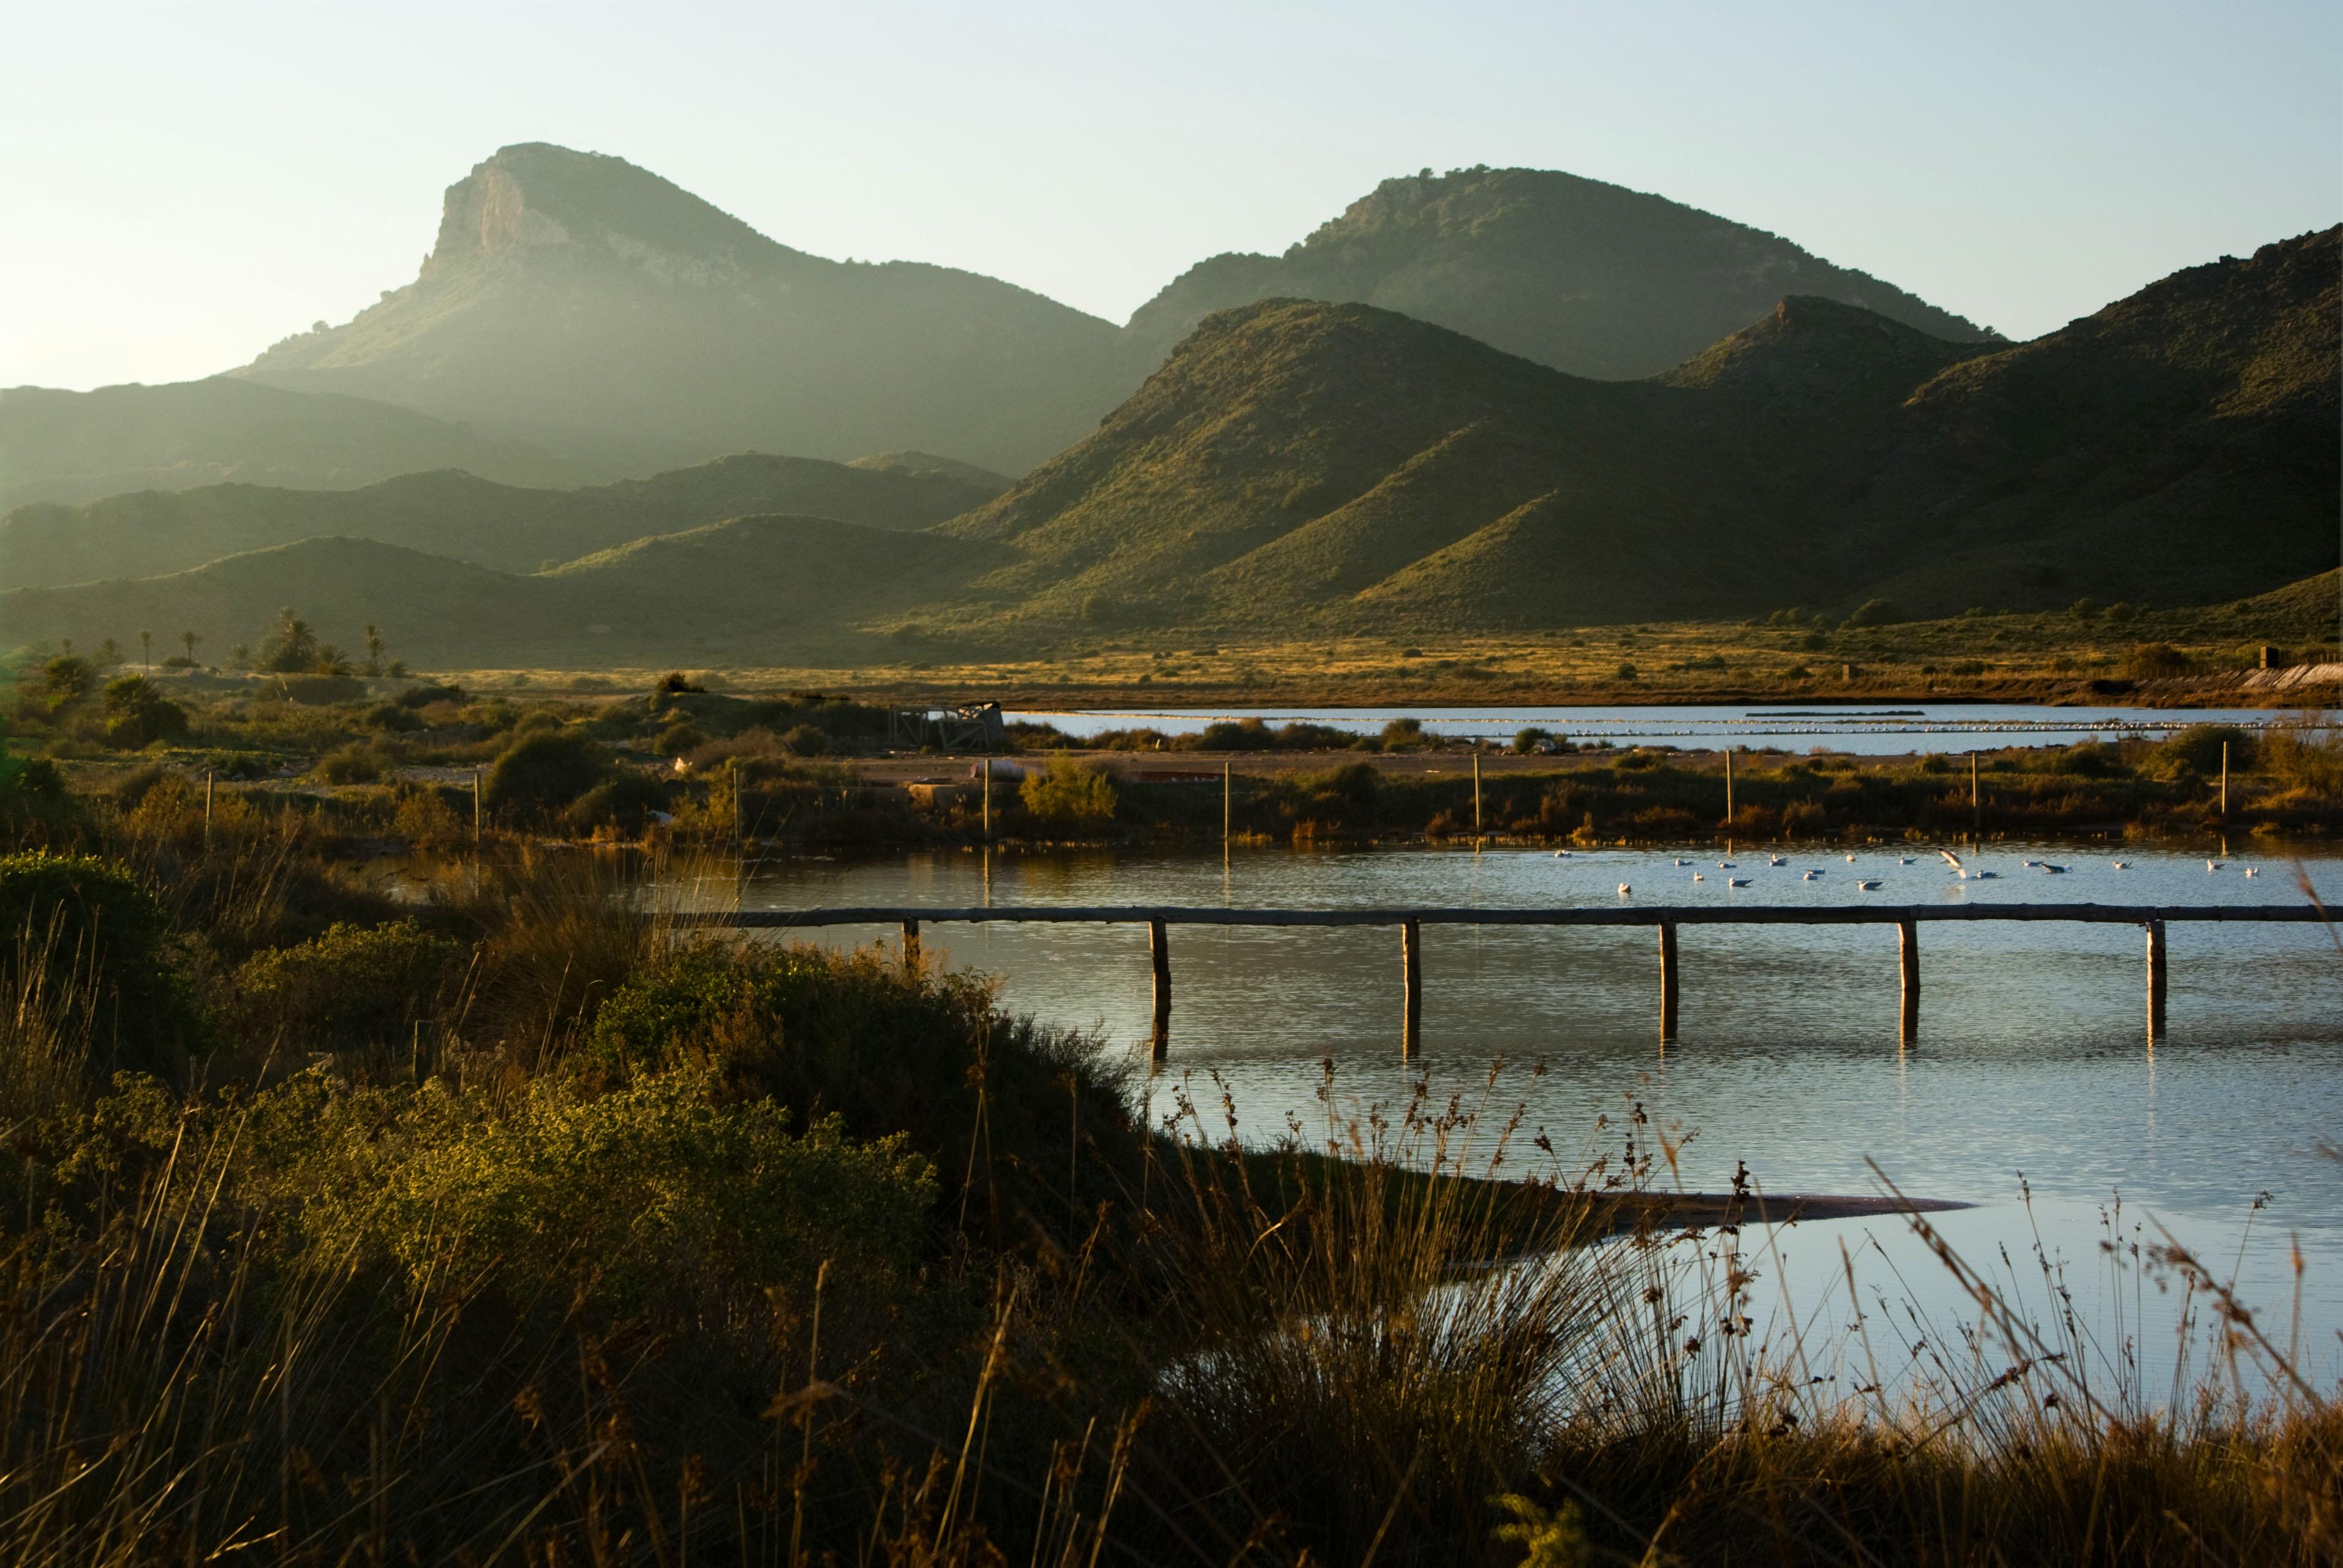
[
  {"left": 363, "top": 624, "right": 385, "bottom": 677},
  {"left": 139, "top": 631, "right": 153, "bottom": 669},
  {"left": 180, "top": 630, "right": 202, "bottom": 666},
  {"left": 261, "top": 609, "right": 321, "bottom": 674}
]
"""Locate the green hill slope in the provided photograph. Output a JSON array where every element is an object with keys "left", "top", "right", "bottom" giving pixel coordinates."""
[
  {"left": 0, "top": 377, "right": 593, "bottom": 511},
  {"left": 233, "top": 143, "right": 1124, "bottom": 476},
  {"left": 947, "top": 228, "right": 2339, "bottom": 633},
  {"left": 0, "top": 451, "right": 1000, "bottom": 589},
  {"left": 1119, "top": 166, "right": 1998, "bottom": 378}
]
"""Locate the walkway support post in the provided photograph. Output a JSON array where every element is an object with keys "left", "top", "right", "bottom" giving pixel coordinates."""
[
  {"left": 1724, "top": 748, "right": 1734, "bottom": 826},
  {"left": 1149, "top": 918, "right": 1171, "bottom": 1060},
  {"left": 1658, "top": 922, "right": 1680, "bottom": 1041},
  {"left": 983, "top": 764, "right": 991, "bottom": 840},
  {"left": 1898, "top": 918, "right": 1920, "bottom": 1042},
  {"left": 2146, "top": 919, "right": 2168, "bottom": 1037},
  {"left": 1400, "top": 918, "right": 1423, "bottom": 1059},
  {"left": 2220, "top": 743, "right": 2230, "bottom": 818},
  {"left": 1223, "top": 761, "right": 1231, "bottom": 843},
  {"left": 1473, "top": 752, "right": 1482, "bottom": 835}
]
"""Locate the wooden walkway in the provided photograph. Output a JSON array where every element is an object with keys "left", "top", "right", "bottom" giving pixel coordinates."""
[{"left": 690, "top": 903, "right": 2332, "bottom": 1055}]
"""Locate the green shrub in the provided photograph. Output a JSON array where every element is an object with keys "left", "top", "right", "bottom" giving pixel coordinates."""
[
  {"left": 483, "top": 731, "right": 609, "bottom": 816},
  {"left": 0, "top": 853, "right": 197, "bottom": 1077},
  {"left": 314, "top": 741, "right": 387, "bottom": 784},
  {"left": 2125, "top": 643, "right": 2192, "bottom": 680},
  {"left": 583, "top": 942, "right": 1126, "bottom": 1235},
  {"left": 2160, "top": 724, "right": 2255, "bottom": 775},
  {"left": 1021, "top": 754, "right": 1117, "bottom": 826},
  {"left": 1512, "top": 726, "right": 1555, "bottom": 755},
  {"left": 1616, "top": 662, "right": 1639, "bottom": 680},
  {"left": 1844, "top": 598, "right": 1907, "bottom": 628},
  {"left": 2069, "top": 597, "right": 2102, "bottom": 620},
  {"left": 258, "top": 1066, "right": 935, "bottom": 1317},
  {"left": 99, "top": 676, "right": 189, "bottom": 749},
  {"left": 363, "top": 703, "right": 424, "bottom": 733},
  {"left": 233, "top": 920, "right": 466, "bottom": 1050},
  {"left": 1379, "top": 717, "right": 1431, "bottom": 750},
  {"left": 653, "top": 720, "right": 707, "bottom": 754},
  {"left": 567, "top": 771, "right": 671, "bottom": 832}
]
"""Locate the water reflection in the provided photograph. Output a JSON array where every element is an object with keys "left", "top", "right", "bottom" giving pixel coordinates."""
[{"left": 695, "top": 840, "right": 2343, "bottom": 1392}]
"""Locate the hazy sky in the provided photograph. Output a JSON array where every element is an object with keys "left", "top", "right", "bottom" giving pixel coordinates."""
[{"left": 5, "top": 0, "right": 2337, "bottom": 390}]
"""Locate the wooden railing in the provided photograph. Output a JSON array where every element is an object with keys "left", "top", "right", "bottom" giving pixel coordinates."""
[{"left": 687, "top": 903, "right": 2332, "bottom": 1055}]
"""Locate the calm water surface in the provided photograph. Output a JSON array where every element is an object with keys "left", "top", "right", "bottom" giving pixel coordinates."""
[
  {"left": 1016, "top": 701, "right": 2335, "bottom": 755},
  {"left": 679, "top": 842, "right": 2343, "bottom": 1393}
]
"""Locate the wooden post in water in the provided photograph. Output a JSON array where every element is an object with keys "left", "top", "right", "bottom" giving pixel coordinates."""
[
  {"left": 1400, "top": 918, "right": 1424, "bottom": 1059},
  {"left": 1658, "top": 922, "right": 1680, "bottom": 1041},
  {"left": 901, "top": 918, "right": 921, "bottom": 973},
  {"left": 2219, "top": 742, "right": 2229, "bottom": 818},
  {"left": 1970, "top": 753, "right": 1981, "bottom": 838},
  {"left": 2146, "top": 919, "right": 2168, "bottom": 1038},
  {"left": 1223, "top": 761, "right": 1231, "bottom": 843},
  {"left": 1898, "top": 918, "right": 1920, "bottom": 1042},
  {"left": 1148, "top": 918, "right": 1171, "bottom": 1060},
  {"left": 1723, "top": 748, "right": 1734, "bottom": 827},
  {"left": 982, "top": 763, "right": 992, "bottom": 841},
  {"left": 1472, "top": 751, "right": 1482, "bottom": 835}
]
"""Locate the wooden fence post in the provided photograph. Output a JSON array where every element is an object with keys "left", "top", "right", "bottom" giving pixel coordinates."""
[
  {"left": 1472, "top": 751, "right": 1482, "bottom": 835},
  {"left": 1898, "top": 918, "right": 1920, "bottom": 1042},
  {"left": 1971, "top": 754, "right": 1981, "bottom": 837},
  {"left": 2219, "top": 742, "right": 2229, "bottom": 818},
  {"left": 1223, "top": 761, "right": 1231, "bottom": 843},
  {"left": 1400, "top": 919, "right": 1423, "bottom": 1059},
  {"left": 472, "top": 769, "right": 482, "bottom": 845},
  {"left": 2146, "top": 919, "right": 2167, "bottom": 1038},
  {"left": 203, "top": 771, "right": 214, "bottom": 845},
  {"left": 1149, "top": 918, "right": 1171, "bottom": 1060},
  {"left": 1724, "top": 748, "right": 1734, "bottom": 826},
  {"left": 1658, "top": 922, "right": 1679, "bottom": 1041},
  {"left": 982, "top": 764, "right": 991, "bottom": 840}
]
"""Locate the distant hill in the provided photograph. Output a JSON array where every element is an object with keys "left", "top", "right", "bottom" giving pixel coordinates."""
[
  {"left": 0, "top": 377, "right": 592, "bottom": 511},
  {"left": 0, "top": 451, "right": 1000, "bottom": 589},
  {"left": 847, "top": 451, "right": 1014, "bottom": 497},
  {"left": 0, "top": 514, "right": 1002, "bottom": 668},
  {"left": 1119, "top": 167, "right": 1999, "bottom": 379},
  {"left": 946, "top": 228, "right": 2339, "bottom": 631},
  {"left": 233, "top": 143, "right": 1124, "bottom": 476}
]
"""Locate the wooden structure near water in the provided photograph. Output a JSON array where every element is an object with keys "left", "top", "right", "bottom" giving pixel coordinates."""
[{"left": 695, "top": 903, "right": 2329, "bottom": 1058}]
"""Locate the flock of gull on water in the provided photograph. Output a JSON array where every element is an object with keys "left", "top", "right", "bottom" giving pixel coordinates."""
[{"left": 1562, "top": 848, "right": 2262, "bottom": 898}]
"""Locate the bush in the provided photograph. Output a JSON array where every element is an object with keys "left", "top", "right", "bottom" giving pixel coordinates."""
[
  {"left": 1021, "top": 754, "right": 1117, "bottom": 826},
  {"left": 2125, "top": 643, "right": 2192, "bottom": 680},
  {"left": 314, "top": 741, "right": 388, "bottom": 784},
  {"left": 1844, "top": 598, "right": 1907, "bottom": 628},
  {"left": 263, "top": 1067, "right": 936, "bottom": 1319},
  {"left": 567, "top": 771, "right": 671, "bottom": 832},
  {"left": 582, "top": 942, "right": 1126, "bottom": 1234},
  {"left": 1616, "top": 663, "right": 1639, "bottom": 680},
  {"left": 1512, "top": 726, "right": 1556, "bottom": 755},
  {"left": 0, "top": 852, "right": 197, "bottom": 1077},
  {"left": 2160, "top": 724, "right": 2255, "bottom": 775},
  {"left": 364, "top": 703, "right": 424, "bottom": 733},
  {"left": 653, "top": 720, "right": 707, "bottom": 754},
  {"left": 780, "top": 723, "right": 830, "bottom": 757},
  {"left": 483, "top": 731, "right": 608, "bottom": 816},
  {"left": 1379, "top": 717, "right": 1431, "bottom": 750},
  {"left": 99, "top": 676, "right": 189, "bottom": 749},
  {"left": 392, "top": 784, "right": 468, "bottom": 846},
  {"left": 2069, "top": 597, "right": 2102, "bottom": 620},
  {"left": 234, "top": 920, "right": 465, "bottom": 1050}
]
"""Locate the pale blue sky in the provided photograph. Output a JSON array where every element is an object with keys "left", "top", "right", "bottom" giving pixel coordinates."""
[{"left": 4, "top": 0, "right": 2336, "bottom": 389}]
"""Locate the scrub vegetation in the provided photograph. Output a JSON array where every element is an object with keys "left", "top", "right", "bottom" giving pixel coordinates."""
[{"left": 0, "top": 775, "right": 2334, "bottom": 1562}]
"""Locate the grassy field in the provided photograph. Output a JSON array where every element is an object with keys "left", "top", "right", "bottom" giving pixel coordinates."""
[{"left": 434, "top": 582, "right": 2341, "bottom": 708}]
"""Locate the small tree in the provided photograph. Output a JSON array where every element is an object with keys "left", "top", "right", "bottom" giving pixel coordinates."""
[
  {"left": 96, "top": 637, "right": 121, "bottom": 666},
  {"left": 180, "top": 629, "right": 202, "bottom": 665},
  {"left": 139, "top": 631, "right": 153, "bottom": 669},
  {"left": 260, "top": 609, "right": 322, "bottom": 674},
  {"left": 1019, "top": 755, "right": 1117, "bottom": 827},
  {"left": 363, "top": 624, "right": 385, "bottom": 677}
]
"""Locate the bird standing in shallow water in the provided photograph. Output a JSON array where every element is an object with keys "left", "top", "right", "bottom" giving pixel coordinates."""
[{"left": 1617, "top": 883, "right": 1632, "bottom": 897}]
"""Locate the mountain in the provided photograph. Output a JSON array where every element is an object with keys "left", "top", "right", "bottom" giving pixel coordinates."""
[
  {"left": 233, "top": 143, "right": 1123, "bottom": 476},
  {"left": 0, "top": 451, "right": 1001, "bottom": 589},
  {"left": 1118, "top": 167, "right": 1998, "bottom": 379},
  {"left": 0, "top": 377, "right": 593, "bottom": 511},
  {"left": 943, "top": 227, "right": 2338, "bottom": 631},
  {"left": 846, "top": 451, "right": 1014, "bottom": 497}
]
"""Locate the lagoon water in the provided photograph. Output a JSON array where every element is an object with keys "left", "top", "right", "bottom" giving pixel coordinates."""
[
  {"left": 693, "top": 840, "right": 2343, "bottom": 1395},
  {"left": 1015, "top": 701, "right": 2335, "bottom": 755}
]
